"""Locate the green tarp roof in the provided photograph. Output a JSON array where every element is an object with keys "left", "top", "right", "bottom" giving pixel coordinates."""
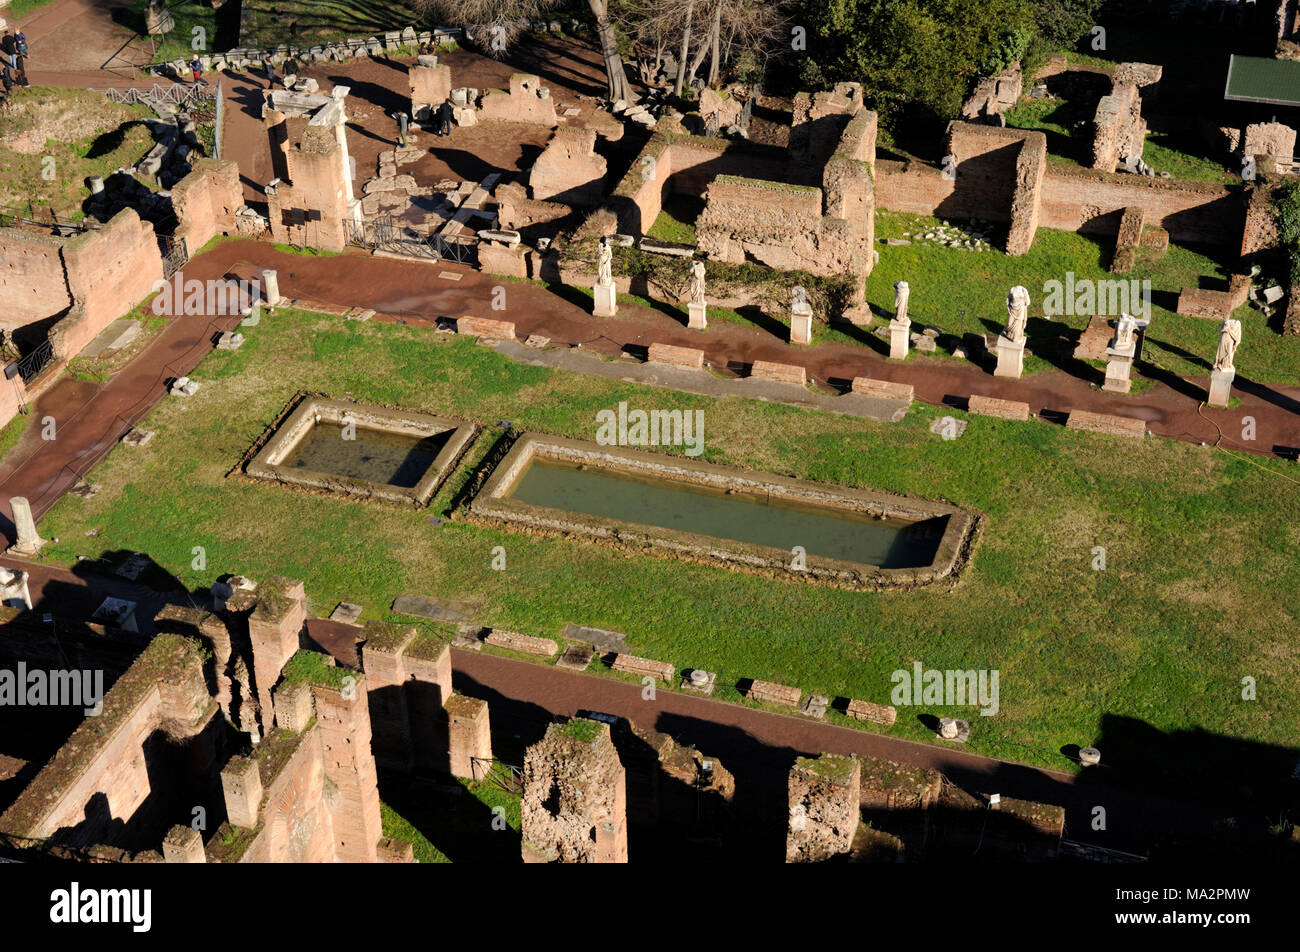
[{"left": 1225, "top": 54, "right": 1300, "bottom": 106}]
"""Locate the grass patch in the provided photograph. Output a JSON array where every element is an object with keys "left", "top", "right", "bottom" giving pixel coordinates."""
[
  {"left": 33, "top": 250, "right": 1300, "bottom": 782},
  {"left": 646, "top": 194, "right": 702, "bottom": 245},
  {"left": 870, "top": 211, "right": 1300, "bottom": 383},
  {"left": 381, "top": 777, "right": 520, "bottom": 863},
  {"left": 0, "top": 86, "right": 156, "bottom": 220},
  {"left": 242, "top": 0, "right": 420, "bottom": 48}
]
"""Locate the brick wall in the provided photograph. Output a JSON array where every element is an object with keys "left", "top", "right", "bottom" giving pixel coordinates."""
[
  {"left": 529, "top": 126, "right": 607, "bottom": 206},
  {"left": 170, "top": 158, "right": 242, "bottom": 252},
  {"left": 51, "top": 210, "right": 165, "bottom": 361},
  {"left": 0, "top": 227, "right": 71, "bottom": 325}
]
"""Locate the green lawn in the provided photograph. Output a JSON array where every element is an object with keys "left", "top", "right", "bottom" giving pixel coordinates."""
[
  {"left": 29, "top": 263, "right": 1299, "bottom": 781},
  {"left": 381, "top": 778, "right": 521, "bottom": 863},
  {"left": 241, "top": 0, "right": 420, "bottom": 48},
  {"left": 0, "top": 86, "right": 156, "bottom": 220},
  {"left": 869, "top": 211, "right": 1299, "bottom": 384}
]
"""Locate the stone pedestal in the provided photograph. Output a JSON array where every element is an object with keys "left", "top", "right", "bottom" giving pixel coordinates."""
[
  {"left": 1102, "top": 342, "right": 1136, "bottom": 393},
  {"left": 889, "top": 318, "right": 911, "bottom": 360},
  {"left": 262, "top": 269, "right": 281, "bottom": 306},
  {"left": 688, "top": 301, "right": 707, "bottom": 330},
  {"left": 790, "top": 305, "right": 812, "bottom": 345},
  {"left": 1208, "top": 368, "right": 1235, "bottom": 408},
  {"left": 593, "top": 281, "right": 617, "bottom": 317},
  {"left": 0, "top": 567, "right": 32, "bottom": 610},
  {"left": 7, "top": 497, "right": 45, "bottom": 558},
  {"left": 994, "top": 335, "right": 1025, "bottom": 378}
]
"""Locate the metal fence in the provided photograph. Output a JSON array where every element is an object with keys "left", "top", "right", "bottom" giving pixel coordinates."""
[
  {"left": 15, "top": 340, "right": 55, "bottom": 385},
  {"left": 214, "top": 80, "right": 224, "bottom": 159},
  {"left": 158, "top": 235, "right": 189, "bottom": 279},
  {"left": 345, "top": 215, "right": 477, "bottom": 265}
]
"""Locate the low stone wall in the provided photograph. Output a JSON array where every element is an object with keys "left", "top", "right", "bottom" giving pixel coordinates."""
[
  {"left": 1066, "top": 409, "right": 1146, "bottom": 439},
  {"left": 457, "top": 315, "right": 517, "bottom": 340},
  {"left": 747, "top": 680, "right": 801, "bottom": 707},
  {"left": 647, "top": 342, "right": 704, "bottom": 369},
  {"left": 851, "top": 376, "right": 914, "bottom": 402},
  {"left": 786, "top": 754, "right": 861, "bottom": 863},
  {"left": 478, "top": 74, "right": 557, "bottom": 127},
  {"left": 485, "top": 629, "right": 557, "bottom": 657},
  {"left": 845, "top": 699, "right": 897, "bottom": 725},
  {"left": 968, "top": 394, "right": 1030, "bottom": 421},
  {"left": 749, "top": 359, "right": 807, "bottom": 386},
  {"left": 611, "top": 653, "right": 675, "bottom": 682}
]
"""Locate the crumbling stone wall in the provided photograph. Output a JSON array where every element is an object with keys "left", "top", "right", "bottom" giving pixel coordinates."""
[
  {"left": 521, "top": 719, "right": 628, "bottom": 863},
  {"left": 170, "top": 158, "right": 243, "bottom": 252},
  {"left": 788, "top": 83, "right": 864, "bottom": 186},
  {"left": 0, "top": 635, "right": 215, "bottom": 846},
  {"left": 1244, "top": 122, "right": 1297, "bottom": 162},
  {"left": 529, "top": 126, "right": 607, "bottom": 206},
  {"left": 962, "top": 63, "right": 1023, "bottom": 123},
  {"left": 0, "top": 227, "right": 70, "bottom": 327},
  {"left": 478, "top": 73, "right": 558, "bottom": 127},
  {"left": 786, "top": 754, "right": 861, "bottom": 862},
  {"left": 19, "top": 209, "right": 164, "bottom": 361},
  {"left": 1091, "top": 63, "right": 1161, "bottom": 172},
  {"left": 264, "top": 92, "right": 358, "bottom": 252},
  {"left": 409, "top": 54, "right": 452, "bottom": 123}
]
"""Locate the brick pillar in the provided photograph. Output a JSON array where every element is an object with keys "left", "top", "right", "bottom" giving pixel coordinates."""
[
  {"left": 162, "top": 825, "right": 206, "bottom": 863},
  {"left": 403, "top": 641, "right": 452, "bottom": 774},
  {"left": 220, "top": 756, "right": 262, "bottom": 829},
  {"left": 786, "top": 754, "right": 861, "bottom": 862},
  {"left": 248, "top": 577, "right": 306, "bottom": 735},
  {"left": 312, "top": 677, "right": 382, "bottom": 863},
  {"left": 359, "top": 623, "right": 417, "bottom": 772},
  {"left": 446, "top": 693, "right": 491, "bottom": 779}
]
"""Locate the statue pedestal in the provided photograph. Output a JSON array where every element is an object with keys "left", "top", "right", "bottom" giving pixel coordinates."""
[
  {"left": 593, "top": 281, "right": 617, "bottom": 317},
  {"left": 688, "top": 301, "right": 707, "bottom": 330},
  {"left": 889, "top": 319, "right": 911, "bottom": 360},
  {"left": 790, "top": 304, "right": 812, "bottom": 345},
  {"left": 994, "top": 334, "right": 1025, "bottom": 378},
  {"left": 1102, "top": 342, "right": 1136, "bottom": 393},
  {"left": 1208, "top": 368, "right": 1235, "bottom": 407}
]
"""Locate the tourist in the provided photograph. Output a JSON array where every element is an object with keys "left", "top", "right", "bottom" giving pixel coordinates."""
[
  {"left": 190, "top": 54, "right": 204, "bottom": 86},
  {"left": 0, "top": 65, "right": 12, "bottom": 99},
  {"left": 435, "top": 98, "right": 453, "bottom": 136},
  {"left": 0, "top": 31, "right": 16, "bottom": 71},
  {"left": 14, "top": 29, "right": 27, "bottom": 61}
]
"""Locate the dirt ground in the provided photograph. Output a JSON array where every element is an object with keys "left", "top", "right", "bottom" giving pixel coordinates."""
[
  {"left": 14, "top": 0, "right": 148, "bottom": 78},
  {"left": 221, "top": 35, "right": 643, "bottom": 204}
]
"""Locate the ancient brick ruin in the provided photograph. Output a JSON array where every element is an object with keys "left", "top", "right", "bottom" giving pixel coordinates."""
[
  {"left": 521, "top": 719, "right": 628, "bottom": 863},
  {"left": 263, "top": 89, "right": 361, "bottom": 252}
]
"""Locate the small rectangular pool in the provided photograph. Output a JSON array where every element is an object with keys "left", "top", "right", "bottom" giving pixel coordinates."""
[
  {"left": 469, "top": 434, "right": 976, "bottom": 587},
  {"left": 246, "top": 396, "right": 475, "bottom": 506}
]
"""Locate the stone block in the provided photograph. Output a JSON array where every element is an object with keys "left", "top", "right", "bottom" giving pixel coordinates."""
[
  {"left": 747, "top": 679, "right": 801, "bottom": 707},
  {"left": 612, "top": 653, "right": 674, "bottom": 683},
  {"left": 484, "top": 629, "right": 558, "bottom": 657},
  {"left": 1065, "top": 410, "right": 1146, "bottom": 439},
  {"left": 845, "top": 699, "right": 897, "bottom": 726},
  {"left": 750, "top": 360, "right": 806, "bottom": 386},
  {"left": 850, "top": 376, "right": 914, "bottom": 402},
  {"left": 456, "top": 315, "right": 516, "bottom": 340},
  {"left": 968, "top": 394, "right": 1030, "bottom": 420},
  {"left": 646, "top": 343, "right": 704, "bottom": 369}
]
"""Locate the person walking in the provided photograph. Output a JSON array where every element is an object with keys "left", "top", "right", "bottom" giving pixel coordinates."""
[
  {"left": 435, "top": 98, "right": 453, "bottom": 136},
  {"left": 190, "top": 54, "right": 204, "bottom": 86},
  {"left": 0, "top": 31, "right": 16, "bottom": 72},
  {"left": 14, "top": 29, "right": 28, "bottom": 61}
]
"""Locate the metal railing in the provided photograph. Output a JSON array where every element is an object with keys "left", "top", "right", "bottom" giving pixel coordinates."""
[{"left": 16, "top": 340, "right": 55, "bottom": 385}]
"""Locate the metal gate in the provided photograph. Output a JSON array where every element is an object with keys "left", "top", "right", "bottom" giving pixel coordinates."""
[
  {"left": 158, "top": 235, "right": 189, "bottom": 279},
  {"left": 16, "top": 340, "right": 55, "bottom": 384}
]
